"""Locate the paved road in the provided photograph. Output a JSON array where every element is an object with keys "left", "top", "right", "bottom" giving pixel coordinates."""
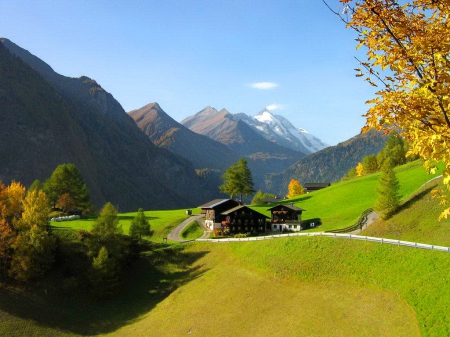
[{"left": 167, "top": 215, "right": 211, "bottom": 242}]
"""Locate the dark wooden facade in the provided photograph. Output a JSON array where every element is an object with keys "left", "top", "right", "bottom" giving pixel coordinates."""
[
  {"left": 221, "top": 205, "right": 269, "bottom": 234},
  {"left": 198, "top": 199, "right": 239, "bottom": 230},
  {"left": 268, "top": 204, "right": 305, "bottom": 232}
]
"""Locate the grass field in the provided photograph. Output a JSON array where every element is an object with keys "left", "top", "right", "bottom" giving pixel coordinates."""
[
  {"left": 251, "top": 160, "right": 444, "bottom": 232},
  {"left": 51, "top": 208, "right": 201, "bottom": 242},
  {"left": 180, "top": 220, "right": 203, "bottom": 240},
  {"left": 363, "top": 177, "right": 450, "bottom": 246}
]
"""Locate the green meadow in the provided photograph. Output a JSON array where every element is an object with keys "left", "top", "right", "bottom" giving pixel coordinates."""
[
  {"left": 251, "top": 160, "right": 444, "bottom": 232},
  {"left": 1, "top": 160, "right": 449, "bottom": 336}
]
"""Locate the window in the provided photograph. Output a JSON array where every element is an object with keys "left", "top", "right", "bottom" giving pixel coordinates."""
[
  {"left": 294, "top": 225, "right": 297, "bottom": 229},
  {"left": 273, "top": 225, "right": 278, "bottom": 229},
  {"left": 289, "top": 225, "right": 292, "bottom": 229}
]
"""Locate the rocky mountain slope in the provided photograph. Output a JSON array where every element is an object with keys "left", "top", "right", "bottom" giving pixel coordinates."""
[
  {"left": 0, "top": 38, "right": 218, "bottom": 211},
  {"left": 235, "top": 109, "right": 328, "bottom": 154},
  {"left": 129, "top": 102, "right": 239, "bottom": 171},
  {"left": 180, "top": 106, "right": 306, "bottom": 190}
]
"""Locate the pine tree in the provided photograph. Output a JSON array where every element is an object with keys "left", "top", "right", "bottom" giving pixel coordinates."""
[
  {"left": 92, "top": 202, "right": 122, "bottom": 237},
  {"left": 89, "top": 246, "right": 121, "bottom": 298},
  {"left": 129, "top": 208, "right": 151, "bottom": 240},
  {"left": 374, "top": 160, "right": 401, "bottom": 220},
  {"left": 220, "top": 158, "right": 255, "bottom": 203}
]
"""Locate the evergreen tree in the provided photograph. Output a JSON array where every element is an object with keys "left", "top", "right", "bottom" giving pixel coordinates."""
[
  {"left": 220, "top": 158, "right": 255, "bottom": 203},
  {"left": 92, "top": 202, "right": 122, "bottom": 237},
  {"left": 129, "top": 208, "right": 151, "bottom": 240},
  {"left": 43, "top": 163, "right": 91, "bottom": 211},
  {"left": 89, "top": 246, "right": 121, "bottom": 298},
  {"left": 374, "top": 160, "right": 401, "bottom": 220},
  {"left": 362, "top": 154, "right": 378, "bottom": 174}
]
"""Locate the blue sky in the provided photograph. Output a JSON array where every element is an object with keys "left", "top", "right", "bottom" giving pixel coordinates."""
[{"left": 1, "top": 0, "right": 376, "bottom": 145}]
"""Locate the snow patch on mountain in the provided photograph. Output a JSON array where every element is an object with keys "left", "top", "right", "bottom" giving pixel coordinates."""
[{"left": 235, "top": 109, "right": 328, "bottom": 154}]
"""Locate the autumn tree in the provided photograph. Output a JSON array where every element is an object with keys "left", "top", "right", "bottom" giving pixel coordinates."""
[
  {"left": 286, "top": 179, "right": 305, "bottom": 199},
  {"left": 325, "top": 0, "right": 450, "bottom": 217},
  {"left": 356, "top": 162, "right": 364, "bottom": 177},
  {"left": 129, "top": 208, "right": 151, "bottom": 240},
  {"left": 0, "top": 181, "right": 25, "bottom": 278},
  {"left": 9, "top": 190, "right": 56, "bottom": 281},
  {"left": 44, "top": 164, "right": 91, "bottom": 211},
  {"left": 374, "top": 159, "right": 401, "bottom": 219},
  {"left": 57, "top": 193, "right": 76, "bottom": 214},
  {"left": 220, "top": 158, "right": 255, "bottom": 203}
]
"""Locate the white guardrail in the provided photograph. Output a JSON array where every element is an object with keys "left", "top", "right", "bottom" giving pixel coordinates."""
[{"left": 195, "top": 232, "right": 450, "bottom": 253}]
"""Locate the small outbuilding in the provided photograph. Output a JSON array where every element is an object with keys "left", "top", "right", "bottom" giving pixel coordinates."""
[
  {"left": 268, "top": 204, "right": 305, "bottom": 232},
  {"left": 304, "top": 182, "right": 331, "bottom": 192}
]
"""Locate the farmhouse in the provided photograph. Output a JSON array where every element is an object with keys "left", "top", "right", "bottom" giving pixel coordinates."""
[
  {"left": 221, "top": 205, "right": 269, "bottom": 234},
  {"left": 304, "top": 182, "right": 331, "bottom": 192},
  {"left": 198, "top": 199, "right": 239, "bottom": 230},
  {"left": 268, "top": 204, "right": 305, "bottom": 232}
]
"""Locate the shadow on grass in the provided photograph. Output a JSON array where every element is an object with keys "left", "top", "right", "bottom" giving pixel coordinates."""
[
  {"left": 0, "top": 245, "right": 210, "bottom": 336},
  {"left": 396, "top": 186, "right": 434, "bottom": 214}
]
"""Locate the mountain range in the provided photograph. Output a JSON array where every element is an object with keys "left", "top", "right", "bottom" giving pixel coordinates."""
[
  {"left": 1, "top": 37, "right": 387, "bottom": 207},
  {"left": 0, "top": 38, "right": 220, "bottom": 211},
  {"left": 234, "top": 108, "right": 328, "bottom": 154}
]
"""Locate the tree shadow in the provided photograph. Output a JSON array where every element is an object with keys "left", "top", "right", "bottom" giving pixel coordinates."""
[
  {"left": 396, "top": 186, "right": 435, "bottom": 214},
  {"left": 0, "top": 245, "right": 210, "bottom": 335}
]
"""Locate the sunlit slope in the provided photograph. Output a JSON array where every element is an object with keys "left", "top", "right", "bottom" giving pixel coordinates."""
[
  {"left": 252, "top": 160, "right": 444, "bottom": 231},
  {"left": 363, "top": 177, "right": 450, "bottom": 246},
  {"left": 113, "top": 238, "right": 450, "bottom": 337}
]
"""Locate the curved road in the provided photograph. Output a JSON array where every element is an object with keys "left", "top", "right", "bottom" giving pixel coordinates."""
[{"left": 167, "top": 215, "right": 211, "bottom": 242}]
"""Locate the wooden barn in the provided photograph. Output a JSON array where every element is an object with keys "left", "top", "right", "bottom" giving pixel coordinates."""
[
  {"left": 221, "top": 205, "right": 269, "bottom": 234},
  {"left": 304, "top": 182, "right": 330, "bottom": 192},
  {"left": 198, "top": 199, "right": 239, "bottom": 230},
  {"left": 268, "top": 204, "right": 305, "bottom": 232}
]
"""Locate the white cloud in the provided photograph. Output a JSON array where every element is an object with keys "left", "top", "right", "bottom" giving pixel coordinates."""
[
  {"left": 266, "top": 103, "right": 284, "bottom": 111},
  {"left": 251, "top": 82, "right": 278, "bottom": 89}
]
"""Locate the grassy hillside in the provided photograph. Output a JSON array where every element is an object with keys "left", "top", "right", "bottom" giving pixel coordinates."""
[
  {"left": 362, "top": 177, "right": 450, "bottom": 246},
  {"left": 112, "top": 239, "right": 449, "bottom": 337},
  {"left": 252, "top": 160, "right": 444, "bottom": 232}
]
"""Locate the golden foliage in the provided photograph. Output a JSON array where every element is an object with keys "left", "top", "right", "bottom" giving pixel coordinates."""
[
  {"left": 332, "top": 0, "right": 450, "bottom": 218},
  {"left": 356, "top": 162, "right": 364, "bottom": 177},
  {"left": 286, "top": 179, "right": 305, "bottom": 198}
]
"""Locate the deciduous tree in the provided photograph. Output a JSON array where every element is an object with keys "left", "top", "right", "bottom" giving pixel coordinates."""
[
  {"left": 57, "top": 193, "right": 76, "bottom": 214},
  {"left": 286, "top": 179, "right": 305, "bottom": 198},
  {"left": 325, "top": 0, "right": 450, "bottom": 217},
  {"left": 356, "top": 162, "right": 364, "bottom": 177},
  {"left": 220, "top": 158, "right": 255, "bottom": 203}
]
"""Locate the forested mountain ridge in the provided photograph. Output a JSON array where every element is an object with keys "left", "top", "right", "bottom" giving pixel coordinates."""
[
  {"left": 267, "top": 130, "right": 388, "bottom": 195},
  {"left": 129, "top": 102, "right": 240, "bottom": 171},
  {"left": 0, "top": 39, "right": 218, "bottom": 211}
]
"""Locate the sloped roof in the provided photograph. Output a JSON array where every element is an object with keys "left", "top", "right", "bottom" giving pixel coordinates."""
[
  {"left": 267, "top": 204, "right": 305, "bottom": 212},
  {"left": 304, "top": 183, "right": 330, "bottom": 188},
  {"left": 198, "top": 199, "right": 233, "bottom": 209},
  {"left": 221, "top": 205, "right": 269, "bottom": 218}
]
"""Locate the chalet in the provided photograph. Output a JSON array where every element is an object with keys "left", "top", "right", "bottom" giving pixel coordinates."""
[
  {"left": 198, "top": 199, "right": 239, "bottom": 230},
  {"left": 304, "top": 182, "right": 331, "bottom": 192},
  {"left": 268, "top": 204, "right": 305, "bottom": 232},
  {"left": 221, "top": 205, "right": 269, "bottom": 234}
]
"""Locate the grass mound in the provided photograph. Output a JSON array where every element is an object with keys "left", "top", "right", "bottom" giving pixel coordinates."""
[{"left": 181, "top": 220, "right": 203, "bottom": 240}]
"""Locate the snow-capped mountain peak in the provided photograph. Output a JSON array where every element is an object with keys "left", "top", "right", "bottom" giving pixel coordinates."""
[{"left": 234, "top": 108, "right": 328, "bottom": 154}]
